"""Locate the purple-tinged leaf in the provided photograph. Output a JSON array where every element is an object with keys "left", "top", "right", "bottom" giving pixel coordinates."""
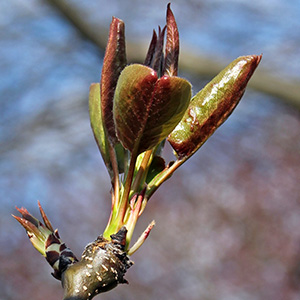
[
  {"left": 144, "top": 30, "right": 157, "bottom": 67},
  {"left": 13, "top": 208, "right": 43, "bottom": 241},
  {"left": 101, "top": 17, "right": 127, "bottom": 144},
  {"left": 113, "top": 64, "right": 157, "bottom": 152},
  {"left": 38, "top": 200, "right": 54, "bottom": 232},
  {"left": 140, "top": 74, "right": 191, "bottom": 151},
  {"left": 168, "top": 55, "right": 262, "bottom": 159},
  {"left": 113, "top": 64, "right": 191, "bottom": 154},
  {"left": 164, "top": 3, "right": 179, "bottom": 76},
  {"left": 152, "top": 26, "right": 166, "bottom": 75}
]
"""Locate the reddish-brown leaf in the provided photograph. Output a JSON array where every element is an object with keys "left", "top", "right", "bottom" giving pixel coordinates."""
[
  {"left": 163, "top": 3, "right": 179, "bottom": 76},
  {"left": 168, "top": 55, "right": 262, "bottom": 159},
  {"left": 144, "top": 29, "right": 157, "bottom": 67},
  {"left": 152, "top": 26, "right": 166, "bottom": 74},
  {"left": 100, "top": 17, "right": 127, "bottom": 144},
  {"left": 113, "top": 64, "right": 191, "bottom": 154}
]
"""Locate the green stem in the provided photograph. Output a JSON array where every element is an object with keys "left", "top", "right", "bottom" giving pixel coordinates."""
[
  {"left": 103, "top": 144, "right": 120, "bottom": 238},
  {"left": 105, "top": 143, "right": 120, "bottom": 231},
  {"left": 131, "top": 149, "right": 153, "bottom": 192},
  {"left": 117, "top": 147, "right": 139, "bottom": 226},
  {"left": 146, "top": 158, "right": 184, "bottom": 200},
  {"left": 109, "top": 143, "right": 120, "bottom": 206}
]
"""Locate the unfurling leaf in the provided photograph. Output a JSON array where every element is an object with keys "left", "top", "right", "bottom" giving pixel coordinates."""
[
  {"left": 144, "top": 29, "right": 157, "bottom": 67},
  {"left": 151, "top": 26, "right": 166, "bottom": 75},
  {"left": 101, "top": 17, "right": 127, "bottom": 144},
  {"left": 113, "top": 64, "right": 191, "bottom": 154},
  {"left": 168, "top": 55, "right": 262, "bottom": 159},
  {"left": 89, "top": 83, "right": 113, "bottom": 176},
  {"left": 89, "top": 83, "right": 126, "bottom": 176},
  {"left": 13, "top": 202, "right": 78, "bottom": 280},
  {"left": 164, "top": 3, "right": 179, "bottom": 76}
]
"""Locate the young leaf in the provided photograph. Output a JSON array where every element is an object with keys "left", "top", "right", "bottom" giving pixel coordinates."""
[
  {"left": 101, "top": 17, "right": 127, "bottom": 144},
  {"left": 144, "top": 30, "right": 157, "bottom": 67},
  {"left": 164, "top": 3, "right": 179, "bottom": 76},
  {"left": 90, "top": 83, "right": 127, "bottom": 176},
  {"left": 113, "top": 64, "right": 191, "bottom": 154},
  {"left": 152, "top": 26, "right": 166, "bottom": 75},
  {"left": 168, "top": 54, "right": 262, "bottom": 159},
  {"left": 89, "top": 83, "right": 113, "bottom": 176}
]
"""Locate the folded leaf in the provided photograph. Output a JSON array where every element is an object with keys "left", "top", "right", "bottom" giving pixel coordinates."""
[
  {"left": 89, "top": 83, "right": 114, "bottom": 177},
  {"left": 152, "top": 26, "right": 166, "bottom": 75},
  {"left": 144, "top": 29, "right": 157, "bottom": 67},
  {"left": 90, "top": 83, "right": 127, "bottom": 176},
  {"left": 101, "top": 17, "right": 127, "bottom": 144},
  {"left": 113, "top": 64, "right": 191, "bottom": 154},
  {"left": 168, "top": 55, "right": 262, "bottom": 159},
  {"left": 164, "top": 3, "right": 179, "bottom": 76}
]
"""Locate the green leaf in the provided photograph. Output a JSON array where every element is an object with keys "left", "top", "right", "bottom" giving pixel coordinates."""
[
  {"left": 101, "top": 17, "right": 127, "bottom": 144},
  {"left": 113, "top": 64, "right": 191, "bottom": 154},
  {"left": 90, "top": 83, "right": 127, "bottom": 176},
  {"left": 89, "top": 83, "right": 113, "bottom": 176},
  {"left": 168, "top": 55, "right": 262, "bottom": 159}
]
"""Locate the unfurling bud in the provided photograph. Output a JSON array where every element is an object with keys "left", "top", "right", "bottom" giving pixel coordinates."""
[
  {"left": 13, "top": 202, "right": 78, "bottom": 280},
  {"left": 113, "top": 64, "right": 191, "bottom": 154},
  {"left": 164, "top": 3, "right": 179, "bottom": 76},
  {"left": 168, "top": 55, "right": 262, "bottom": 159}
]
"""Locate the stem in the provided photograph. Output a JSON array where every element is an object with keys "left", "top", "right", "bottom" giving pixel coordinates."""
[
  {"left": 109, "top": 143, "right": 120, "bottom": 206},
  {"left": 103, "top": 144, "right": 120, "bottom": 238},
  {"left": 125, "top": 190, "right": 145, "bottom": 249},
  {"left": 131, "top": 149, "right": 153, "bottom": 192},
  {"left": 146, "top": 158, "right": 184, "bottom": 200},
  {"left": 117, "top": 147, "right": 139, "bottom": 225}
]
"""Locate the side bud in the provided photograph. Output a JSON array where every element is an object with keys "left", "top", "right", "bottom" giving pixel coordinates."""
[{"left": 13, "top": 202, "right": 78, "bottom": 280}]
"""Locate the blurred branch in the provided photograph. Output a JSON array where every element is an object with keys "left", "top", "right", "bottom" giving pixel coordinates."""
[{"left": 46, "top": 0, "right": 300, "bottom": 109}]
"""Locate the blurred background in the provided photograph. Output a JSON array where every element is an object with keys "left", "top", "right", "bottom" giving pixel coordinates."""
[{"left": 1, "top": 0, "right": 300, "bottom": 299}]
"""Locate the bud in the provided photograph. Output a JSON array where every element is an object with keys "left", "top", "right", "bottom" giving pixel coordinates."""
[
  {"left": 168, "top": 55, "right": 262, "bottom": 159},
  {"left": 113, "top": 64, "right": 191, "bottom": 154},
  {"left": 13, "top": 202, "right": 78, "bottom": 280},
  {"left": 164, "top": 3, "right": 179, "bottom": 76}
]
